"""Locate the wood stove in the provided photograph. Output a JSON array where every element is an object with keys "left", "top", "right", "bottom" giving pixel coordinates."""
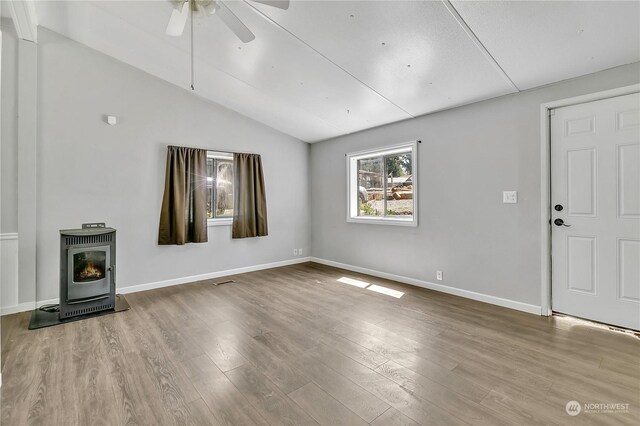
[{"left": 60, "top": 223, "right": 116, "bottom": 319}]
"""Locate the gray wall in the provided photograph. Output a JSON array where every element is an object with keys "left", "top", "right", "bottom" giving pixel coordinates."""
[
  {"left": 1, "top": 21, "right": 17, "bottom": 234},
  {"left": 33, "top": 28, "right": 310, "bottom": 301},
  {"left": 3, "top": 22, "right": 638, "bottom": 310},
  {"left": 310, "top": 63, "right": 640, "bottom": 307}
]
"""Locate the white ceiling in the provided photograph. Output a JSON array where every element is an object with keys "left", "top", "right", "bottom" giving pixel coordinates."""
[{"left": 13, "top": 1, "right": 640, "bottom": 142}]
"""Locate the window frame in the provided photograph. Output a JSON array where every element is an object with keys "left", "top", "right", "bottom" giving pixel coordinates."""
[
  {"left": 207, "top": 151, "right": 234, "bottom": 227},
  {"left": 346, "top": 141, "right": 418, "bottom": 227}
]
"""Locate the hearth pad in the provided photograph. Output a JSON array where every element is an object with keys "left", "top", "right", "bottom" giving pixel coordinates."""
[{"left": 28, "top": 294, "right": 130, "bottom": 330}]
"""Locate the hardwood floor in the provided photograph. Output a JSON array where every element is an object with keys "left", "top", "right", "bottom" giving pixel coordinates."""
[{"left": 1, "top": 262, "right": 639, "bottom": 425}]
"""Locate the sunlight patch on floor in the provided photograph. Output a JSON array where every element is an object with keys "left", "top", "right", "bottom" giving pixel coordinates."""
[
  {"left": 366, "top": 284, "right": 404, "bottom": 298},
  {"left": 553, "top": 313, "right": 639, "bottom": 338},
  {"left": 337, "top": 277, "right": 404, "bottom": 298},
  {"left": 337, "top": 277, "right": 370, "bottom": 288}
]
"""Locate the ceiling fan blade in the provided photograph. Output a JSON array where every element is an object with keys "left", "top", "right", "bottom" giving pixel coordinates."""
[
  {"left": 216, "top": 2, "right": 256, "bottom": 43},
  {"left": 166, "top": 1, "right": 189, "bottom": 36},
  {"left": 251, "top": 0, "right": 290, "bottom": 10}
]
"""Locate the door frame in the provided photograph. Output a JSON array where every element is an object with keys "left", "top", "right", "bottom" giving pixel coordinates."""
[{"left": 539, "top": 83, "right": 640, "bottom": 316}]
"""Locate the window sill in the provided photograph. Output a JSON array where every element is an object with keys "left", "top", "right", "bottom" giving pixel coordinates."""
[
  {"left": 208, "top": 218, "right": 232, "bottom": 227},
  {"left": 347, "top": 216, "right": 417, "bottom": 227}
]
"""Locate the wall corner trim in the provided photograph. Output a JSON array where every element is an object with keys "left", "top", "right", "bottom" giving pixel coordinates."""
[
  {"left": 7, "top": 0, "right": 38, "bottom": 43},
  {"left": 309, "top": 257, "right": 542, "bottom": 316}
]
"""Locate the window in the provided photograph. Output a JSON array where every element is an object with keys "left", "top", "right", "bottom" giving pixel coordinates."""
[
  {"left": 207, "top": 151, "right": 234, "bottom": 226},
  {"left": 347, "top": 141, "right": 417, "bottom": 226}
]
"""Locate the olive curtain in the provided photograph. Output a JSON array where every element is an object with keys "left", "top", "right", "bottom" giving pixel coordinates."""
[
  {"left": 158, "top": 146, "right": 208, "bottom": 245},
  {"left": 232, "top": 153, "right": 268, "bottom": 239}
]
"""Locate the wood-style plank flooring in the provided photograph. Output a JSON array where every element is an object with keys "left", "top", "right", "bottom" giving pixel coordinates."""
[{"left": 1, "top": 262, "right": 639, "bottom": 425}]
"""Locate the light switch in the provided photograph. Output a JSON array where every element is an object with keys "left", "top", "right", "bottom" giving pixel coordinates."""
[
  {"left": 106, "top": 115, "right": 117, "bottom": 125},
  {"left": 503, "top": 191, "right": 518, "bottom": 204}
]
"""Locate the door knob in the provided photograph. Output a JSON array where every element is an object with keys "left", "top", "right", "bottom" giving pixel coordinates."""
[
  {"left": 554, "top": 218, "right": 571, "bottom": 227},
  {"left": 554, "top": 204, "right": 563, "bottom": 211}
]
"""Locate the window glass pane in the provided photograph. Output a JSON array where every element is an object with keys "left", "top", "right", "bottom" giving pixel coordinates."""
[
  {"left": 357, "top": 156, "right": 384, "bottom": 217},
  {"left": 206, "top": 158, "right": 214, "bottom": 219},
  {"left": 214, "top": 159, "right": 234, "bottom": 218},
  {"left": 348, "top": 142, "right": 416, "bottom": 224},
  {"left": 385, "top": 152, "right": 413, "bottom": 217}
]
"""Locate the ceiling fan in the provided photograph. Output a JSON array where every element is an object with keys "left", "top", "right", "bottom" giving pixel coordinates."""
[{"left": 166, "top": 0, "right": 290, "bottom": 43}]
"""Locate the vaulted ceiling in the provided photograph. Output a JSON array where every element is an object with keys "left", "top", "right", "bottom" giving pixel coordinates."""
[{"left": 12, "top": 1, "right": 640, "bottom": 142}]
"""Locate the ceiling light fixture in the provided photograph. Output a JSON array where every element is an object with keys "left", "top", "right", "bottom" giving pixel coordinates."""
[{"left": 164, "top": 0, "right": 290, "bottom": 90}]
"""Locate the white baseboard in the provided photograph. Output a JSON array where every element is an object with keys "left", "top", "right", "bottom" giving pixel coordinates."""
[
  {"left": 0, "top": 257, "right": 312, "bottom": 315},
  {"left": 118, "top": 257, "right": 311, "bottom": 295},
  {"left": 1, "top": 256, "right": 540, "bottom": 317},
  {"left": 0, "top": 297, "right": 58, "bottom": 316},
  {"left": 309, "top": 257, "right": 542, "bottom": 316},
  {"left": 1, "top": 301, "right": 35, "bottom": 316}
]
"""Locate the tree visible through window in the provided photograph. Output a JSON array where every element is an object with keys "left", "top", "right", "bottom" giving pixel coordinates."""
[
  {"left": 206, "top": 152, "right": 234, "bottom": 222},
  {"left": 347, "top": 142, "right": 417, "bottom": 226}
]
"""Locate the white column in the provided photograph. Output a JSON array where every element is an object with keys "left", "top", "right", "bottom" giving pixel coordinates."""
[{"left": 17, "top": 39, "right": 37, "bottom": 306}]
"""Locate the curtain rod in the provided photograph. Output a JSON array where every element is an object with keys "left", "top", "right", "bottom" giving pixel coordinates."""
[
  {"left": 343, "top": 140, "right": 421, "bottom": 157},
  {"left": 167, "top": 144, "right": 257, "bottom": 156}
]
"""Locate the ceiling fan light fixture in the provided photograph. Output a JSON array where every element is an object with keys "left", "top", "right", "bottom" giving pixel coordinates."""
[
  {"left": 202, "top": 1, "right": 219, "bottom": 15},
  {"left": 165, "top": 0, "right": 284, "bottom": 43}
]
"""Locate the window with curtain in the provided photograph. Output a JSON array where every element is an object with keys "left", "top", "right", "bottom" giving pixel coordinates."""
[
  {"left": 158, "top": 147, "right": 268, "bottom": 242},
  {"left": 158, "top": 146, "right": 208, "bottom": 245}
]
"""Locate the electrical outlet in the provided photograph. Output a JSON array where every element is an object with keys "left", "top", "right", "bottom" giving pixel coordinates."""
[
  {"left": 293, "top": 249, "right": 298, "bottom": 256},
  {"left": 298, "top": 248, "right": 303, "bottom": 256},
  {"left": 436, "top": 271, "right": 443, "bottom": 281}
]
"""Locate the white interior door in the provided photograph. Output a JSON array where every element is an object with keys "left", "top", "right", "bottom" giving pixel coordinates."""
[{"left": 551, "top": 92, "right": 640, "bottom": 330}]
